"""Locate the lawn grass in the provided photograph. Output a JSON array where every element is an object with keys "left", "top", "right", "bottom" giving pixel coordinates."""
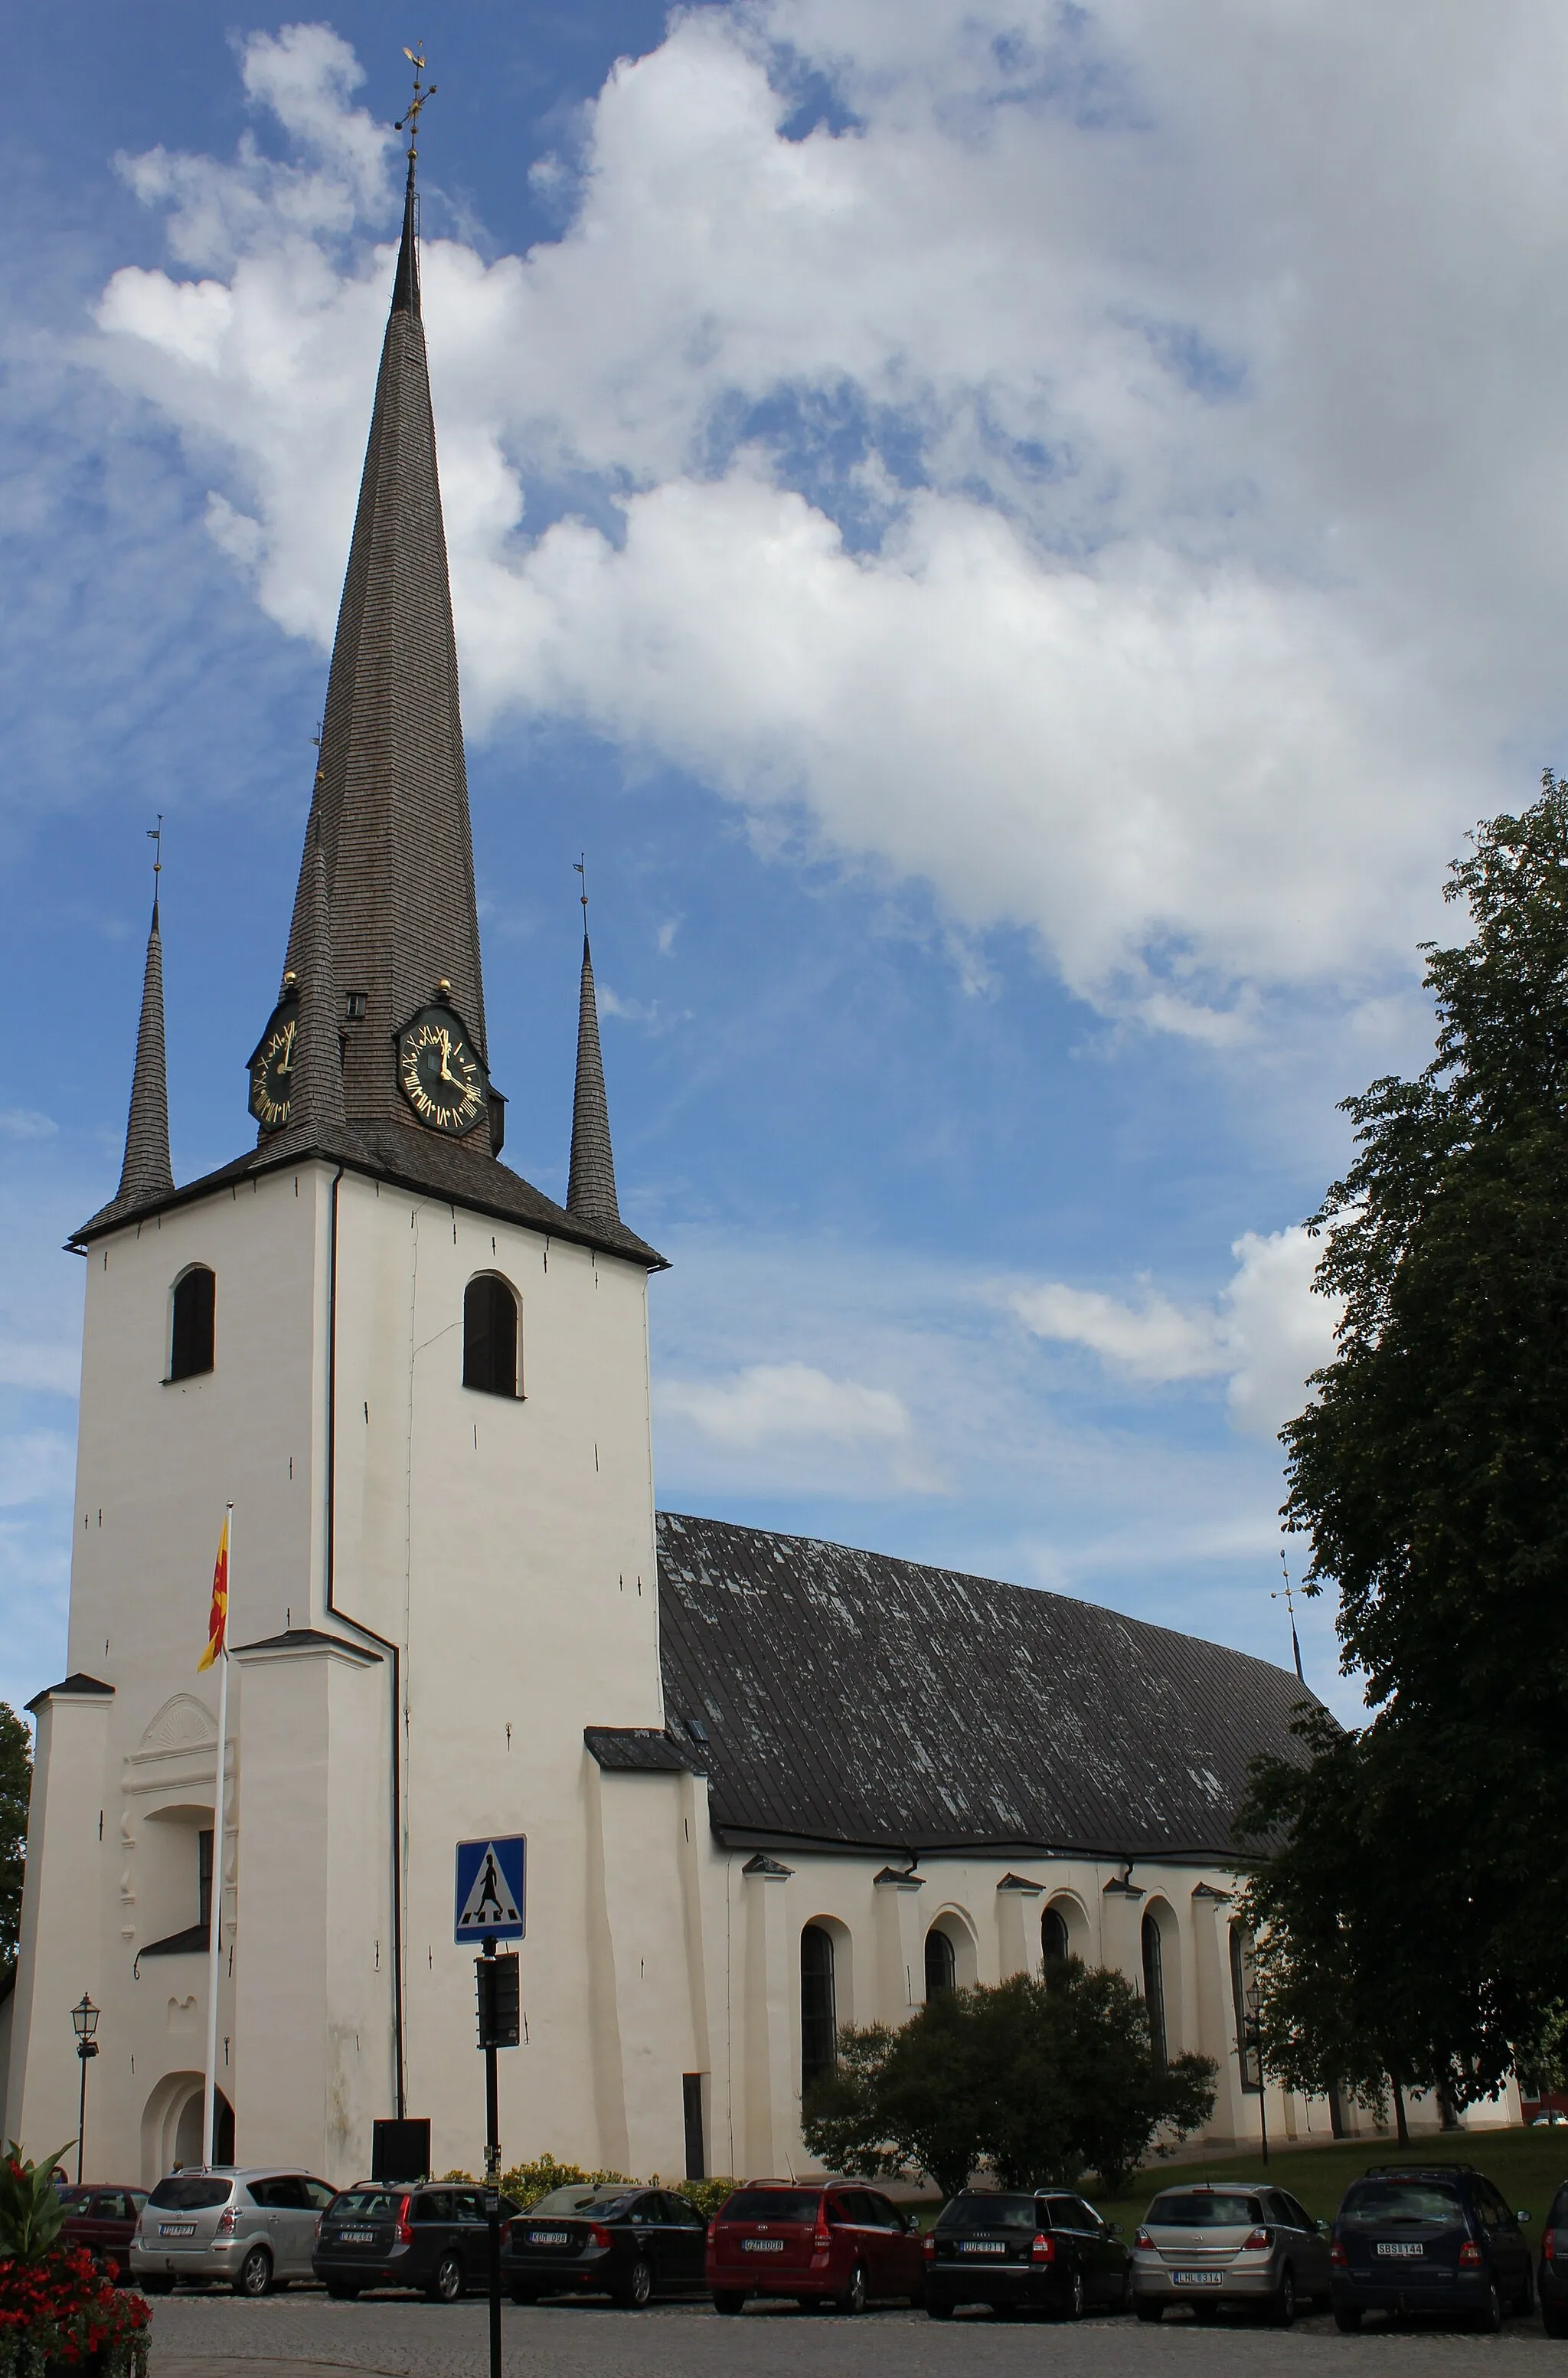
[{"left": 1089, "top": 2125, "right": 1568, "bottom": 2239}]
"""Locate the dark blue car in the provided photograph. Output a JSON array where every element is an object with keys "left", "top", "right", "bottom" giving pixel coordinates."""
[{"left": 1331, "top": 2164, "right": 1533, "bottom": 2332}]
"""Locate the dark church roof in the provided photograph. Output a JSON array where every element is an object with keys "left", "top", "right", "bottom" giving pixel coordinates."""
[{"left": 655, "top": 1513, "right": 1316, "bottom": 1863}]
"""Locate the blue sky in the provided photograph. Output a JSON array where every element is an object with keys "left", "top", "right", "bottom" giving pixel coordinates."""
[{"left": 6, "top": 1, "right": 1568, "bottom": 1724}]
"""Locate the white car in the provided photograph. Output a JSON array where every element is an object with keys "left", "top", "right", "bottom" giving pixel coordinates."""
[{"left": 130, "top": 2167, "right": 336, "bottom": 2295}]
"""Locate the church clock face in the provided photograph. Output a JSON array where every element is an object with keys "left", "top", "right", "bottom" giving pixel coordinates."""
[
  {"left": 247, "top": 1000, "right": 299, "bottom": 1133},
  {"left": 396, "top": 1006, "right": 487, "bottom": 1136}
]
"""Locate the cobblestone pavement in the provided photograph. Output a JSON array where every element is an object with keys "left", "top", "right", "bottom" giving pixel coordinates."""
[{"left": 148, "top": 2291, "right": 1566, "bottom": 2378}]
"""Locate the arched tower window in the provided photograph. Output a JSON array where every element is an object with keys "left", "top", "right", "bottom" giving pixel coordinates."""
[
  {"left": 169, "top": 1267, "right": 215, "bottom": 1382},
  {"left": 1142, "top": 1910, "right": 1168, "bottom": 2067},
  {"left": 1041, "top": 1905, "right": 1070, "bottom": 1965},
  {"left": 800, "top": 1923, "right": 837, "bottom": 2096},
  {"left": 924, "top": 1926, "right": 956, "bottom": 1999},
  {"left": 463, "top": 1274, "right": 520, "bottom": 1398}
]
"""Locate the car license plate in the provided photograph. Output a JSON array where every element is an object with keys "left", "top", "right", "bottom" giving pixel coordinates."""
[
  {"left": 158, "top": 2223, "right": 197, "bottom": 2238},
  {"left": 959, "top": 2242, "right": 1008, "bottom": 2254},
  {"left": 1377, "top": 2243, "right": 1424, "bottom": 2259},
  {"left": 339, "top": 2229, "right": 374, "bottom": 2245},
  {"left": 1173, "top": 2270, "right": 1224, "bottom": 2286},
  {"left": 742, "top": 2239, "right": 785, "bottom": 2252},
  {"left": 528, "top": 2229, "right": 569, "bottom": 2247}
]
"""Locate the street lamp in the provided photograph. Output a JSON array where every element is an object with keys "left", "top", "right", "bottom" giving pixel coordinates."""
[
  {"left": 71, "top": 1994, "right": 100, "bottom": 2187},
  {"left": 1243, "top": 1981, "right": 1269, "bottom": 2169}
]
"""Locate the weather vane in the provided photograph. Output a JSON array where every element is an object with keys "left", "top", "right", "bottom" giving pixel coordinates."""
[
  {"left": 1271, "top": 1546, "right": 1305, "bottom": 1683},
  {"left": 146, "top": 815, "right": 163, "bottom": 884},
  {"left": 573, "top": 855, "right": 588, "bottom": 915},
  {"left": 394, "top": 45, "right": 436, "bottom": 159}
]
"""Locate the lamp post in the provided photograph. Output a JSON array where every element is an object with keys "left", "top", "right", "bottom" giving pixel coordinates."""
[
  {"left": 1244, "top": 1981, "right": 1269, "bottom": 2168},
  {"left": 71, "top": 1994, "right": 100, "bottom": 2187}
]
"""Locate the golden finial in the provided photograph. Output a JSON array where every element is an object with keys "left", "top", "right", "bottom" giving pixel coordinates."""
[{"left": 394, "top": 45, "right": 436, "bottom": 159}]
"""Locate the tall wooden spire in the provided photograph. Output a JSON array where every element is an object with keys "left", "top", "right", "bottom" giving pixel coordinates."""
[
  {"left": 114, "top": 895, "right": 175, "bottom": 1209},
  {"left": 279, "top": 144, "right": 488, "bottom": 1140},
  {"left": 567, "top": 931, "right": 621, "bottom": 1231}
]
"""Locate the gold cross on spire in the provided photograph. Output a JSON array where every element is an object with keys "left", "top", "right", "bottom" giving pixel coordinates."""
[{"left": 395, "top": 45, "right": 436, "bottom": 159}]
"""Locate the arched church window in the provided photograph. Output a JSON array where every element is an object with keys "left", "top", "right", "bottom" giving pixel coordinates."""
[
  {"left": 1230, "top": 1922, "right": 1261, "bottom": 2092},
  {"left": 1142, "top": 1910, "right": 1168, "bottom": 2067},
  {"left": 462, "top": 1274, "right": 520, "bottom": 1398},
  {"left": 1041, "top": 1905, "right": 1070, "bottom": 1966},
  {"left": 169, "top": 1266, "right": 216, "bottom": 1382},
  {"left": 800, "top": 1924, "right": 837, "bottom": 2097},
  {"left": 924, "top": 1926, "right": 956, "bottom": 1998}
]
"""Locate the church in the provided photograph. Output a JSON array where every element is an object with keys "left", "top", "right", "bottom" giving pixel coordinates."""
[{"left": 1, "top": 148, "right": 1478, "bottom": 2191}]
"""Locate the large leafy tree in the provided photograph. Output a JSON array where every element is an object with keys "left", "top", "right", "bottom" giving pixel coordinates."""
[
  {"left": 1242, "top": 777, "right": 1568, "bottom": 2105},
  {"left": 802, "top": 1963, "right": 1214, "bottom": 2196},
  {"left": 0, "top": 1704, "right": 29, "bottom": 1976}
]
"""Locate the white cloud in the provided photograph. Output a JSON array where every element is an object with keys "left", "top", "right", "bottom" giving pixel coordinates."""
[
  {"left": 0, "top": 1341, "right": 79, "bottom": 1396},
  {"left": 0, "top": 1431, "right": 75, "bottom": 1510},
  {"left": 83, "top": 5, "right": 1568, "bottom": 1029},
  {"left": 659, "top": 1359, "right": 909, "bottom": 1449},
  {"left": 1010, "top": 1225, "right": 1341, "bottom": 1438},
  {"left": 0, "top": 1110, "right": 59, "bottom": 1141}
]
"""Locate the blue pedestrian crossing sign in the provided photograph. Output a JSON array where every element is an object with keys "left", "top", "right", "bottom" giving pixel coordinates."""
[{"left": 453, "top": 1836, "right": 526, "bottom": 1944}]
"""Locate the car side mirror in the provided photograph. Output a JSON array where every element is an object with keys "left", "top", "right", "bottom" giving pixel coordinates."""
[
  {"left": 1110, "top": 2222, "right": 1125, "bottom": 2239},
  {"left": 1517, "top": 2210, "right": 1531, "bottom": 2225},
  {"left": 1318, "top": 2220, "right": 1331, "bottom": 2237}
]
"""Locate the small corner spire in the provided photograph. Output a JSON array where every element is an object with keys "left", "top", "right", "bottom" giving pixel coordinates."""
[
  {"left": 115, "top": 829, "right": 174, "bottom": 1207},
  {"left": 390, "top": 44, "right": 436, "bottom": 317},
  {"left": 567, "top": 860, "right": 621, "bottom": 1230}
]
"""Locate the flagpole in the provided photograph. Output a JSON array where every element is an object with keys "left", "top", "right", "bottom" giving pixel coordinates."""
[{"left": 203, "top": 1503, "right": 232, "bottom": 2167}]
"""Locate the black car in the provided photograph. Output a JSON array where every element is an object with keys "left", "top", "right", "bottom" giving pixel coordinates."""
[
  {"left": 1331, "top": 2165, "right": 1533, "bottom": 2332},
  {"left": 1537, "top": 2181, "right": 1568, "bottom": 2336},
  {"left": 312, "top": 2181, "right": 520, "bottom": 2301},
  {"left": 501, "top": 2183, "right": 708, "bottom": 2308},
  {"left": 923, "top": 2189, "right": 1131, "bottom": 2321}
]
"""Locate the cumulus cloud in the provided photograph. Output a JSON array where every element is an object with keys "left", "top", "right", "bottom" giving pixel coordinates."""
[
  {"left": 659, "top": 1359, "right": 909, "bottom": 1448},
  {"left": 86, "top": 5, "right": 1568, "bottom": 1024},
  {"left": 1011, "top": 1226, "right": 1341, "bottom": 1438}
]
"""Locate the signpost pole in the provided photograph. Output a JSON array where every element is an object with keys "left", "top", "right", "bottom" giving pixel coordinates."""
[{"left": 483, "top": 1934, "right": 501, "bottom": 2378}]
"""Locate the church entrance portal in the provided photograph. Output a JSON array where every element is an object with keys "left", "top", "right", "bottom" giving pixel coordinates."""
[{"left": 140, "top": 2072, "right": 234, "bottom": 2184}]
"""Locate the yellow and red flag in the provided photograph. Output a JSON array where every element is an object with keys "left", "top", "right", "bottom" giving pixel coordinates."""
[{"left": 197, "top": 1510, "right": 229, "bottom": 1672}]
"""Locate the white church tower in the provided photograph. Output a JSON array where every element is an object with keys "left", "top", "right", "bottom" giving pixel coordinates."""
[{"left": 5, "top": 145, "right": 693, "bottom": 2186}]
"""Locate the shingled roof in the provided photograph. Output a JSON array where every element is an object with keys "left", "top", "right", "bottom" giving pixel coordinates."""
[{"left": 655, "top": 1513, "right": 1317, "bottom": 1863}]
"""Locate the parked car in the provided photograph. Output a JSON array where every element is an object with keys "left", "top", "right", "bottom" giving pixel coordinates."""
[
  {"left": 1132, "top": 2180, "right": 1330, "bottom": 2324},
  {"left": 706, "top": 2181, "right": 925, "bottom": 2314},
  {"left": 1330, "top": 2164, "right": 1533, "bottom": 2332},
  {"left": 131, "top": 2168, "right": 336, "bottom": 2295},
  {"left": 58, "top": 2188, "right": 149, "bottom": 2282},
  {"left": 501, "top": 2183, "right": 707, "bottom": 2308},
  {"left": 1538, "top": 2180, "right": 1568, "bottom": 2337},
  {"left": 922, "top": 2187, "right": 1130, "bottom": 2321},
  {"left": 312, "top": 2182, "right": 521, "bottom": 2301}
]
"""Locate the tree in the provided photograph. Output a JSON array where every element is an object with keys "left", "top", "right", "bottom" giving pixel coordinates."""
[
  {"left": 802, "top": 1962, "right": 1215, "bottom": 2195},
  {"left": 0, "top": 1703, "right": 30, "bottom": 1976},
  {"left": 1243, "top": 776, "right": 1568, "bottom": 2103}
]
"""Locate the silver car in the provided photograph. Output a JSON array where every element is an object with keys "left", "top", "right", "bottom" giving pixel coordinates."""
[
  {"left": 130, "top": 2167, "right": 336, "bottom": 2296},
  {"left": 1132, "top": 2181, "right": 1331, "bottom": 2324}
]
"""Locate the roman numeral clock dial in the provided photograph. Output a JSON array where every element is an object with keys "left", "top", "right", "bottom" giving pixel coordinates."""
[
  {"left": 396, "top": 993, "right": 488, "bottom": 1136},
  {"left": 247, "top": 992, "right": 299, "bottom": 1133}
]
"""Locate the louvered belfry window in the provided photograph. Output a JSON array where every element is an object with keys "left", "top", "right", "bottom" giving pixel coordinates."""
[
  {"left": 169, "top": 1267, "right": 216, "bottom": 1381},
  {"left": 463, "top": 1275, "right": 519, "bottom": 1398}
]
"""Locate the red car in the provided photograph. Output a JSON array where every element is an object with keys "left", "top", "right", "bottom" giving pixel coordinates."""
[
  {"left": 59, "top": 2188, "right": 149, "bottom": 2282},
  {"left": 707, "top": 2181, "right": 925, "bottom": 2314}
]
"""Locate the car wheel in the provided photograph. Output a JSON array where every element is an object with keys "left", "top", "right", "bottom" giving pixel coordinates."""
[
  {"left": 1060, "top": 2269, "right": 1086, "bottom": 2321},
  {"left": 139, "top": 2275, "right": 175, "bottom": 2296},
  {"left": 838, "top": 2262, "right": 868, "bottom": 2315},
  {"left": 235, "top": 2244, "right": 273, "bottom": 2299},
  {"left": 616, "top": 2256, "right": 654, "bottom": 2310},
  {"left": 926, "top": 2300, "right": 955, "bottom": 2321},
  {"left": 1334, "top": 2307, "right": 1362, "bottom": 2334},
  {"left": 712, "top": 2291, "right": 746, "bottom": 2315},
  {"left": 1476, "top": 2281, "right": 1505, "bottom": 2335},
  {"left": 1543, "top": 2303, "right": 1568, "bottom": 2338},
  {"left": 1119, "top": 2268, "right": 1135, "bottom": 2315},
  {"left": 1269, "top": 2265, "right": 1296, "bottom": 2327},
  {"left": 510, "top": 2285, "right": 541, "bottom": 2305},
  {"left": 430, "top": 2249, "right": 465, "bottom": 2304},
  {"left": 1135, "top": 2300, "right": 1164, "bottom": 2322},
  {"left": 1520, "top": 2269, "right": 1537, "bottom": 2316},
  {"left": 325, "top": 2282, "right": 361, "bottom": 2300}
]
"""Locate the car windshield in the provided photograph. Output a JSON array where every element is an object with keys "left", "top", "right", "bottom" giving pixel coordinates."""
[
  {"left": 720, "top": 2190, "right": 822, "bottom": 2224},
  {"left": 528, "top": 2187, "right": 639, "bottom": 2217},
  {"left": 1148, "top": 2193, "right": 1260, "bottom": 2228},
  {"left": 328, "top": 2190, "right": 399, "bottom": 2218},
  {"left": 148, "top": 2177, "right": 233, "bottom": 2212},
  {"left": 1339, "top": 2183, "right": 1462, "bottom": 2227},
  {"left": 938, "top": 2196, "right": 1040, "bottom": 2232}
]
